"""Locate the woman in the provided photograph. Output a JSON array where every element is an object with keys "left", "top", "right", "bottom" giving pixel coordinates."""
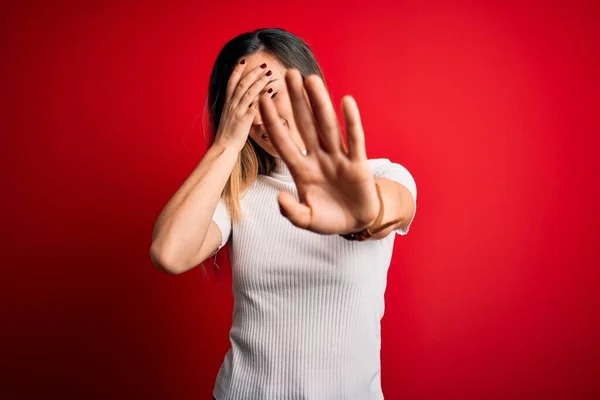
[{"left": 150, "top": 28, "right": 417, "bottom": 400}]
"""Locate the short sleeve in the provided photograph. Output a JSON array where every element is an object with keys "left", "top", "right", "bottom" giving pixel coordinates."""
[
  {"left": 368, "top": 158, "right": 417, "bottom": 235},
  {"left": 210, "top": 197, "right": 232, "bottom": 256}
]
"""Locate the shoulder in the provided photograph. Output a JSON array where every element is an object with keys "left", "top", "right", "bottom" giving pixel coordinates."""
[
  {"left": 367, "top": 158, "right": 417, "bottom": 199},
  {"left": 367, "top": 158, "right": 409, "bottom": 174}
]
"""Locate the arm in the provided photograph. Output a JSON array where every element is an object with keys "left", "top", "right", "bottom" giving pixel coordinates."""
[
  {"left": 150, "top": 58, "right": 278, "bottom": 274},
  {"left": 363, "top": 177, "right": 416, "bottom": 240},
  {"left": 150, "top": 140, "right": 239, "bottom": 274}
]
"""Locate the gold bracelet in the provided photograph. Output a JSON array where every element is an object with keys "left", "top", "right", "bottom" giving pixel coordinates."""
[{"left": 339, "top": 182, "right": 404, "bottom": 241}]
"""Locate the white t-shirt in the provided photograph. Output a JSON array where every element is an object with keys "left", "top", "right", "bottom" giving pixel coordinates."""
[{"left": 211, "top": 156, "right": 417, "bottom": 400}]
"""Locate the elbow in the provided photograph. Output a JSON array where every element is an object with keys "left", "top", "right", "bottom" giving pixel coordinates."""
[{"left": 150, "top": 243, "right": 185, "bottom": 275}]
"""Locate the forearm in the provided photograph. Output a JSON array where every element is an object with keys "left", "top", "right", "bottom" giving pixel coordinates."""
[
  {"left": 150, "top": 140, "right": 239, "bottom": 267},
  {"left": 365, "top": 177, "right": 415, "bottom": 240}
]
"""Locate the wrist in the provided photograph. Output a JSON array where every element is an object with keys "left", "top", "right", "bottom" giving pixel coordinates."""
[
  {"left": 339, "top": 182, "right": 385, "bottom": 241},
  {"left": 339, "top": 182, "right": 406, "bottom": 241},
  {"left": 214, "top": 137, "right": 243, "bottom": 154}
]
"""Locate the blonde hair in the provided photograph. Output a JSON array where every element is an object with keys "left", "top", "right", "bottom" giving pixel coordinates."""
[
  {"left": 220, "top": 137, "right": 275, "bottom": 222},
  {"left": 198, "top": 135, "right": 276, "bottom": 276}
]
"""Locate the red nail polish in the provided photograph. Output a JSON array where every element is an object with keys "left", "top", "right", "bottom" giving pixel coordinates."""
[
  {"left": 240, "top": 59, "right": 245, "bottom": 64},
  {"left": 267, "top": 88, "right": 273, "bottom": 93},
  {"left": 260, "top": 63, "right": 267, "bottom": 69},
  {"left": 266, "top": 70, "right": 272, "bottom": 76}
]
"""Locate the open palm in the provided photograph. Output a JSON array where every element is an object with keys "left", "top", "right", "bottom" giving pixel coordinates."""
[{"left": 258, "top": 69, "right": 379, "bottom": 235}]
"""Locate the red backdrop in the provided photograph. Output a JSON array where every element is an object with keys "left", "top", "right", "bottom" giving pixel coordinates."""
[{"left": 2, "top": 1, "right": 599, "bottom": 399}]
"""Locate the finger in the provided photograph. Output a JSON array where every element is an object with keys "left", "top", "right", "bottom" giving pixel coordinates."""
[
  {"left": 239, "top": 70, "right": 273, "bottom": 110},
  {"left": 247, "top": 89, "right": 275, "bottom": 118},
  {"left": 247, "top": 91, "right": 270, "bottom": 117},
  {"left": 340, "top": 126, "right": 350, "bottom": 155},
  {"left": 341, "top": 95, "right": 367, "bottom": 161},
  {"left": 286, "top": 69, "right": 321, "bottom": 154},
  {"left": 278, "top": 191, "right": 312, "bottom": 230},
  {"left": 304, "top": 74, "right": 343, "bottom": 154},
  {"left": 230, "top": 62, "right": 269, "bottom": 107},
  {"left": 225, "top": 58, "right": 248, "bottom": 105},
  {"left": 259, "top": 93, "right": 306, "bottom": 171}
]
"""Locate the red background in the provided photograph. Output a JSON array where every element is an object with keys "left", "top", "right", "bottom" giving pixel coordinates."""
[{"left": 2, "top": 1, "right": 599, "bottom": 399}]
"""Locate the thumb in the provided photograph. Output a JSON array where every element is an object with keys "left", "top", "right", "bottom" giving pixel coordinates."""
[{"left": 278, "top": 191, "right": 311, "bottom": 229}]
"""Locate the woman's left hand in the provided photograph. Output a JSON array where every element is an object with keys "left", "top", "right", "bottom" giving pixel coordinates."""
[{"left": 258, "top": 69, "right": 379, "bottom": 235}]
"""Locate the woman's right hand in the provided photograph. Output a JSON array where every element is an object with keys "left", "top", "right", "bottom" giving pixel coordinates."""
[{"left": 214, "top": 60, "right": 273, "bottom": 153}]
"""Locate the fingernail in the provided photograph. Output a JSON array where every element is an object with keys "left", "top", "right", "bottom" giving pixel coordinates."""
[
  {"left": 266, "top": 70, "right": 272, "bottom": 76},
  {"left": 240, "top": 59, "right": 245, "bottom": 64},
  {"left": 267, "top": 88, "right": 273, "bottom": 93},
  {"left": 260, "top": 63, "right": 267, "bottom": 69}
]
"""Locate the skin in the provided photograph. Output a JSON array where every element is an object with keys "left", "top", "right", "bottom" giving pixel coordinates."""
[
  {"left": 241, "top": 51, "right": 307, "bottom": 157},
  {"left": 238, "top": 51, "right": 415, "bottom": 238}
]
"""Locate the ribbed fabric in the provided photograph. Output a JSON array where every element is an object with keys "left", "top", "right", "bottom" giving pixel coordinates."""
[{"left": 210, "top": 156, "right": 417, "bottom": 400}]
